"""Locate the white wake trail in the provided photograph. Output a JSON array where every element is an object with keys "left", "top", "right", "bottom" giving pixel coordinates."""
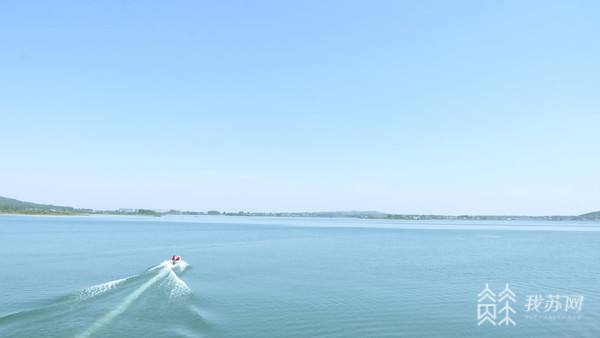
[
  {"left": 167, "top": 270, "right": 192, "bottom": 300},
  {"left": 75, "top": 269, "right": 169, "bottom": 338},
  {"left": 77, "top": 277, "right": 130, "bottom": 301}
]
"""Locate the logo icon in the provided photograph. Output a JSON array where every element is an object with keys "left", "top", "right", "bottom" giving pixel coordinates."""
[{"left": 478, "top": 283, "right": 516, "bottom": 326}]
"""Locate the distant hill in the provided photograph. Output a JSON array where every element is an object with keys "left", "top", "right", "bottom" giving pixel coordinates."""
[
  {"left": 1, "top": 194, "right": 599, "bottom": 220},
  {"left": 0, "top": 196, "right": 74, "bottom": 213},
  {"left": 579, "top": 211, "right": 600, "bottom": 219},
  {"left": 0, "top": 195, "right": 154, "bottom": 216}
]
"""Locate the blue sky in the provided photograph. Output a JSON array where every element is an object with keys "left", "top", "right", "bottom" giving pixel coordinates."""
[{"left": 1, "top": 1, "right": 599, "bottom": 214}]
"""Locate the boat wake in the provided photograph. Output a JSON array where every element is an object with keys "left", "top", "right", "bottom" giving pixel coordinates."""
[{"left": 0, "top": 261, "right": 201, "bottom": 338}]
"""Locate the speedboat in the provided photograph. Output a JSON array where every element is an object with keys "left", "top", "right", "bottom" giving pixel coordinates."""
[{"left": 171, "top": 255, "right": 182, "bottom": 265}]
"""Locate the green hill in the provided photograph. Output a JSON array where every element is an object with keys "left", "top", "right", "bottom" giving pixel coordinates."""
[
  {"left": 579, "top": 211, "right": 600, "bottom": 219},
  {"left": 0, "top": 196, "right": 74, "bottom": 214}
]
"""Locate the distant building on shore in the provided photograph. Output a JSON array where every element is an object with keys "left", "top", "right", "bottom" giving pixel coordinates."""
[{"left": 118, "top": 208, "right": 138, "bottom": 213}]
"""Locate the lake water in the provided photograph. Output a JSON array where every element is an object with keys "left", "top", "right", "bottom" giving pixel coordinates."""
[{"left": 1, "top": 215, "right": 599, "bottom": 337}]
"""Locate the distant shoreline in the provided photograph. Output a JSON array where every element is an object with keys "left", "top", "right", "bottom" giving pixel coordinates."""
[
  {"left": 1, "top": 210, "right": 599, "bottom": 222},
  {"left": 2, "top": 195, "right": 599, "bottom": 221}
]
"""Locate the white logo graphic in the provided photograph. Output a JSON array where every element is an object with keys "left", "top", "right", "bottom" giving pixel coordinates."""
[
  {"left": 497, "top": 284, "right": 517, "bottom": 326},
  {"left": 478, "top": 284, "right": 584, "bottom": 326},
  {"left": 478, "top": 284, "right": 516, "bottom": 326},
  {"left": 477, "top": 284, "right": 497, "bottom": 326}
]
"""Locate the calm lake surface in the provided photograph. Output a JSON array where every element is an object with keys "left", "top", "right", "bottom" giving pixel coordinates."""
[{"left": 1, "top": 215, "right": 599, "bottom": 337}]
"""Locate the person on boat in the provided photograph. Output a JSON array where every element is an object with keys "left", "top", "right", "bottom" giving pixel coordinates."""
[{"left": 171, "top": 255, "right": 181, "bottom": 265}]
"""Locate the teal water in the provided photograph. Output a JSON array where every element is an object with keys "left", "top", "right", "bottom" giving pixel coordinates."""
[{"left": 1, "top": 215, "right": 599, "bottom": 337}]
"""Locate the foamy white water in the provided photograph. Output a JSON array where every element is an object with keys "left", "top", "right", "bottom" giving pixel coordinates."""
[
  {"left": 77, "top": 277, "right": 130, "bottom": 301},
  {"left": 77, "top": 269, "right": 170, "bottom": 338},
  {"left": 76, "top": 260, "right": 191, "bottom": 338}
]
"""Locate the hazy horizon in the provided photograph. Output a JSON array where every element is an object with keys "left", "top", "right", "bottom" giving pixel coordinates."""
[
  {"left": 2, "top": 1, "right": 599, "bottom": 215},
  {"left": 1, "top": 194, "right": 598, "bottom": 217}
]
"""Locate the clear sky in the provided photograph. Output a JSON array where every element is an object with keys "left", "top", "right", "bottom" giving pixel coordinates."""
[{"left": 1, "top": 1, "right": 599, "bottom": 215}]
